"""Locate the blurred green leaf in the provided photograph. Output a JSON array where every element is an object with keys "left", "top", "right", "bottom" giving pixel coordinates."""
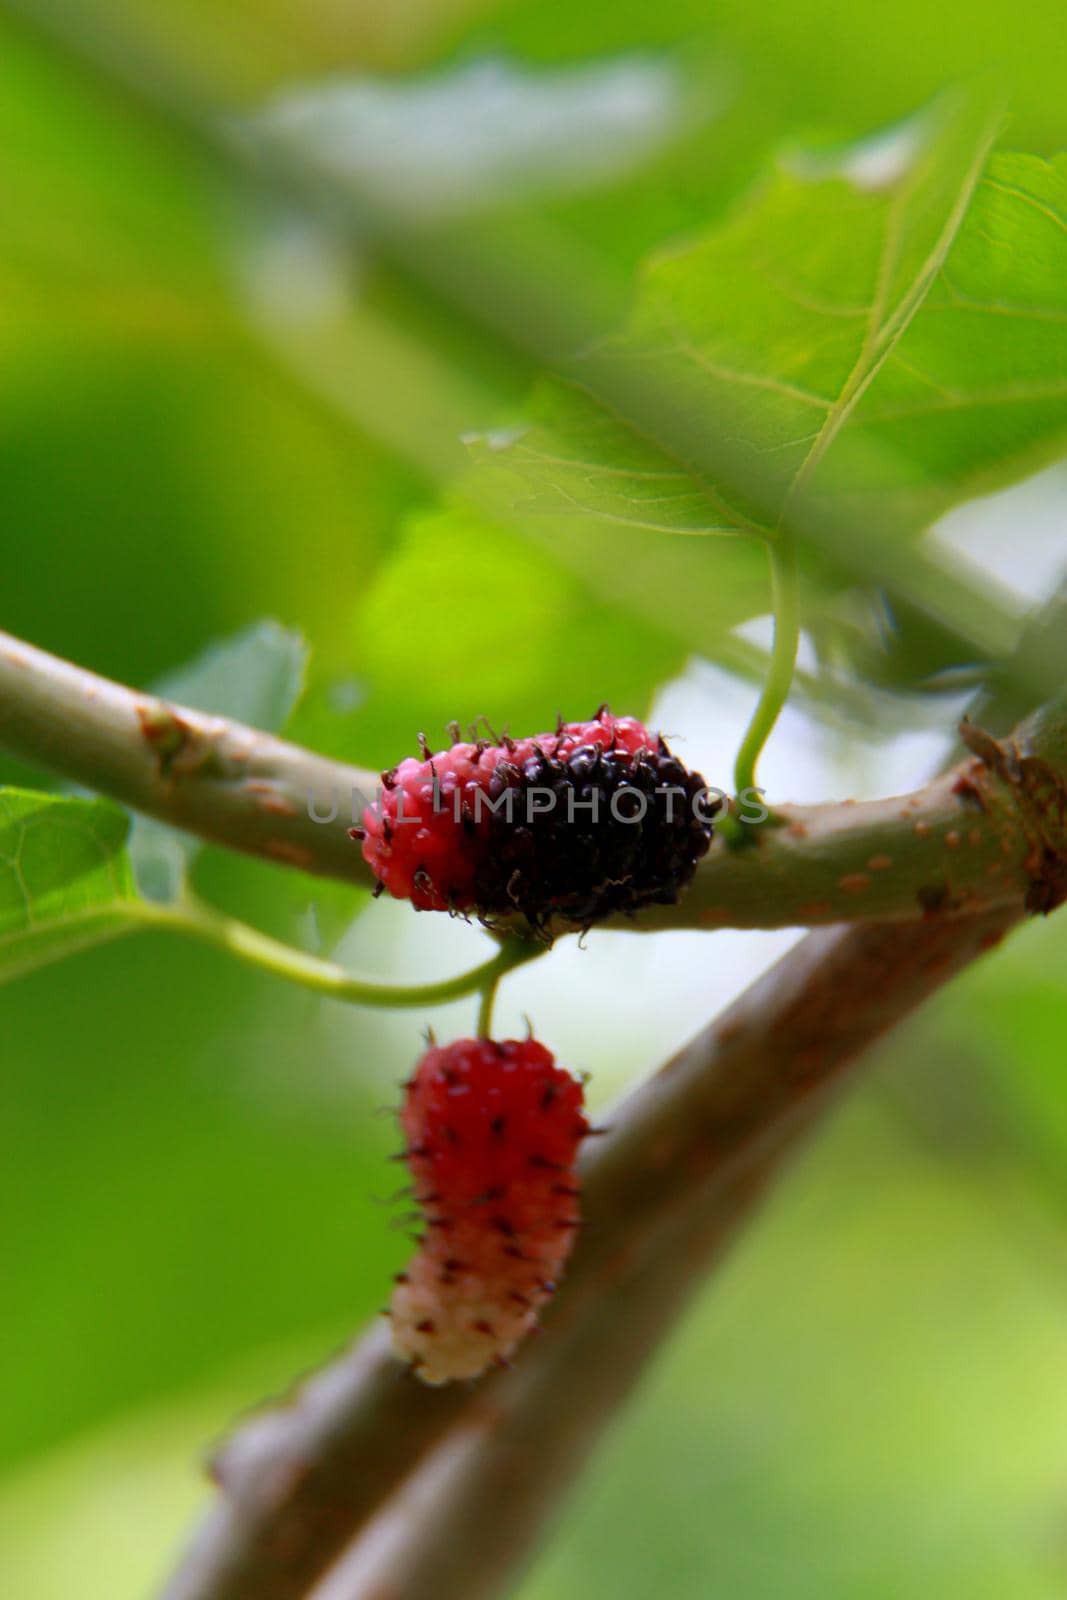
[
  {"left": 478, "top": 380, "right": 746, "bottom": 537},
  {"left": 464, "top": 396, "right": 773, "bottom": 666},
  {"left": 0, "top": 789, "right": 137, "bottom": 982},
  {"left": 128, "top": 621, "right": 308, "bottom": 902},
  {"left": 292, "top": 505, "right": 685, "bottom": 766},
  {"left": 153, "top": 618, "right": 308, "bottom": 729}
]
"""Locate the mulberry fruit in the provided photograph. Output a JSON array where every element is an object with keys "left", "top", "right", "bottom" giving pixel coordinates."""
[
  {"left": 389, "top": 1035, "right": 588, "bottom": 1385},
  {"left": 354, "top": 707, "right": 717, "bottom": 931}
]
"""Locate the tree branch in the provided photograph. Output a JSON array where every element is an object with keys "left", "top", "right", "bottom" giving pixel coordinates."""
[
  {"left": 3, "top": 629, "right": 1067, "bottom": 933},
  {"left": 0, "top": 629, "right": 376, "bottom": 883},
  {"left": 160, "top": 904, "right": 1020, "bottom": 1600}
]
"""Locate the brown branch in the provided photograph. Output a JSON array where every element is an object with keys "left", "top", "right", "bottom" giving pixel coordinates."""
[
  {"left": 3, "top": 628, "right": 1066, "bottom": 931},
  {"left": 0, "top": 630, "right": 377, "bottom": 884},
  {"left": 160, "top": 904, "right": 1020, "bottom": 1600}
]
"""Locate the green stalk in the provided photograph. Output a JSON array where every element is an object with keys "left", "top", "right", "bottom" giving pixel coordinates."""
[
  {"left": 134, "top": 895, "right": 544, "bottom": 1010},
  {"left": 477, "top": 934, "right": 544, "bottom": 1036},
  {"left": 722, "top": 536, "right": 800, "bottom": 842}
]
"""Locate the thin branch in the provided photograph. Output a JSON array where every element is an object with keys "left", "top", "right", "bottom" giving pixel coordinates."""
[
  {"left": 4, "top": 630, "right": 1067, "bottom": 934},
  {"left": 161, "top": 905, "right": 1021, "bottom": 1600}
]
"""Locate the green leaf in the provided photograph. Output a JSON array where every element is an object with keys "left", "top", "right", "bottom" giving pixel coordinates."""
[
  {"left": 0, "top": 789, "right": 137, "bottom": 983},
  {"left": 471, "top": 88, "right": 1067, "bottom": 665},
  {"left": 832, "top": 152, "right": 1067, "bottom": 531},
  {"left": 153, "top": 618, "right": 307, "bottom": 729},
  {"left": 128, "top": 622, "right": 308, "bottom": 902},
  {"left": 468, "top": 393, "right": 773, "bottom": 667},
  {"left": 480, "top": 87, "right": 1003, "bottom": 523}
]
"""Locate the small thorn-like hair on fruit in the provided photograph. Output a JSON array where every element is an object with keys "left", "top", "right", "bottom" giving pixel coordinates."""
[
  {"left": 389, "top": 1036, "right": 589, "bottom": 1385},
  {"left": 355, "top": 706, "right": 717, "bottom": 932}
]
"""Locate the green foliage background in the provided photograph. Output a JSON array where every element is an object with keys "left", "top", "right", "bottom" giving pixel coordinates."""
[{"left": 2, "top": 0, "right": 1067, "bottom": 1595}]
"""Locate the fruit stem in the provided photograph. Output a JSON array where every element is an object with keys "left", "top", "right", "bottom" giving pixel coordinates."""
[
  {"left": 476, "top": 936, "right": 542, "bottom": 1037},
  {"left": 724, "top": 535, "right": 800, "bottom": 843},
  {"left": 133, "top": 895, "right": 545, "bottom": 1012}
]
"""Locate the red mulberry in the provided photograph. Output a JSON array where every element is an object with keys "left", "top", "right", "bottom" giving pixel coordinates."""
[
  {"left": 354, "top": 707, "right": 717, "bottom": 931},
  {"left": 389, "top": 1035, "right": 588, "bottom": 1385}
]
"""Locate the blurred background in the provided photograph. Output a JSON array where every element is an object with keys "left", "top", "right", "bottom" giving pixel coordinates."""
[{"left": 2, "top": 0, "right": 1067, "bottom": 1595}]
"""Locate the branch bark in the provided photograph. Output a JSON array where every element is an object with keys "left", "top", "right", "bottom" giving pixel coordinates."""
[
  {"left": 3, "top": 628, "right": 1066, "bottom": 932},
  {"left": 161, "top": 904, "right": 1021, "bottom": 1600}
]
